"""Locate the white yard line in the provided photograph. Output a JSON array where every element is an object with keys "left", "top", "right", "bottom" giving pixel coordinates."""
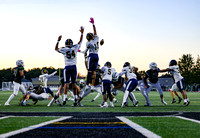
[
  {"left": 176, "top": 116, "right": 200, "bottom": 124},
  {"left": 0, "top": 116, "right": 11, "bottom": 120},
  {"left": 0, "top": 116, "right": 71, "bottom": 138},
  {"left": 117, "top": 116, "right": 161, "bottom": 138}
]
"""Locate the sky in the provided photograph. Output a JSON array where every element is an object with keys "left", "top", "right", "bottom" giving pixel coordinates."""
[{"left": 0, "top": 0, "right": 199, "bottom": 75}]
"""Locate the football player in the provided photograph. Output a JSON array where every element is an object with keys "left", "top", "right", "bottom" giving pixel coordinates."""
[
  {"left": 78, "top": 64, "right": 103, "bottom": 104},
  {"left": 111, "top": 72, "right": 138, "bottom": 107},
  {"left": 5, "top": 60, "right": 27, "bottom": 106},
  {"left": 132, "top": 66, "right": 152, "bottom": 106},
  {"left": 39, "top": 69, "right": 57, "bottom": 97},
  {"left": 159, "top": 60, "right": 190, "bottom": 106},
  {"left": 119, "top": 62, "right": 138, "bottom": 108},
  {"left": 101, "top": 61, "right": 116, "bottom": 107},
  {"left": 143, "top": 62, "right": 167, "bottom": 106},
  {"left": 170, "top": 83, "right": 182, "bottom": 104},
  {"left": 21, "top": 85, "right": 53, "bottom": 106},
  {"left": 55, "top": 26, "right": 84, "bottom": 106},
  {"left": 84, "top": 17, "right": 101, "bottom": 90}
]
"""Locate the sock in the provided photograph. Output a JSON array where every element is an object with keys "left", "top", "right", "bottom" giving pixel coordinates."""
[
  {"left": 184, "top": 99, "right": 187, "bottom": 103},
  {"left": 122, "top": 90, "right": 129, "bottom": 104},
  {"left": 104, "top": 102, "right": 108, "bottom": 105},
  {"left": 6, "top": 94, "right": 15, "bottom": 104},
  {"left": 129, "top": 92, "right": 137, "bottom": 103},
  {"left": 63, "top": 94, "right": 67, "bottom": 101},
  {"left": 74, "top": 95, "right": 78, "bottom": 100},
  {"left": 86, "top": 72, "right": 93, "bottom": 85}
]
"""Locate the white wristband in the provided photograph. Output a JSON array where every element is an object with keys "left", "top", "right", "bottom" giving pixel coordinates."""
[{"left": 57, "top": 41, "right": 60, "bottom": 43}]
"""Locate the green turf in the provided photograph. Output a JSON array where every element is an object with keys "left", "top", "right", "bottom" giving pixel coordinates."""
[
  {"left": 0, "top": 91, "right": 200, "bottom": 112},
  {"left": 0, "top": 117, "right": 59, "bottom": 134},
  {"left": 127, "top": 117, "right": 200, "bottom": 138}
]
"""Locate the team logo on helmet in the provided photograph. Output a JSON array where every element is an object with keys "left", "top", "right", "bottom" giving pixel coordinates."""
[
  {"left": 149, "top": 62, "right": 157, "bottom": 70},
  {"left": 104, "top": 61, "right": 112, "bottom": 67},
  {"left": 169, "top": 59, "right": 177, "bottom": 66},
  {"left": 16, "top": 60, "right": 24, "bottom": 67},
  {"left": 86, "top": 33, "right": 94, "bottom": 41},
  {"left": 65, "top": 39, "right": 73, "bottom": 46},
  {"left": 42, "top": 69, "right": 48, "bottom": 74},
  {"left": 123, "top": 62, "right": 130, "bottom": 67}
]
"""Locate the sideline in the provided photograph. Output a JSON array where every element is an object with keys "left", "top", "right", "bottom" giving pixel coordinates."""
[{"left": 176, "top": 116, "right": 200, "bottom": 124}]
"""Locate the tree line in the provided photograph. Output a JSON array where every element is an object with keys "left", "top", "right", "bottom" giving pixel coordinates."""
[{"left": 0, "top": 54, "right": 199, "bottom": 88}]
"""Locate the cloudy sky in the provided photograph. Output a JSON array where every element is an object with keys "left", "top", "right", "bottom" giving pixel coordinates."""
[{"left": 0, "top": 0, "right": 199, "bottom": 75}]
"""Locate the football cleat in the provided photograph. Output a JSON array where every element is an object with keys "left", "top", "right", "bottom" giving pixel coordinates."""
[
  {"left": 86, "top": 33, "right": 94, "bottom": 41},
  {"left": 5, "top": 102, "right": 10, "bottom": 106},
  {"left": 144, "top": 103, "right": 152, "bottom": 107},
  {"left": 100, "top": 103, "right": 108, "bottom": 108},
  {"left": 171, "top": 99, "right": 176, "bottom": 104},
  {"left": 184, "top": 101, "right": 190, "bottom": 106},
  {"left": 16, "top": 60, "right": 24, "bottom": 67},
  {"left": 91, "top": 99, "right": 95, "bottom": 102},
  {"left": 110, "top": 102, "right": 114, "bottom": 107},
  {"left": 177, "top": 98, "right": 182, "bottom": 104},
  {"left": 78, "top": 102, "right": 84, "bottom": 107},
  {"left": 161, "top": 100, "right": 167, "bottom": 106},
  {"left": 134, "top": 101, "right": 139, "bottom": 107},
  {"left": 169, "top": 59, "right": 177, "bottom": 66},
  {"left": 65, "top": 39, "right": 73, "bottom": 45}
]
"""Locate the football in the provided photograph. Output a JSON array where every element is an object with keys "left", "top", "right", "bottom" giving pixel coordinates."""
[{"left": 100, "top": 39, "right": 104, "bottom": 45}]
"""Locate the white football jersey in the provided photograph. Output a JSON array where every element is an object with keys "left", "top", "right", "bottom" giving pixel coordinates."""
[
  {"left": 86, "top": 35, "right": 99, "bottom": 54},
  {"left": 101, "top": 66, "right": 116, "bottom": 81},
  {"left": 39, "top": 71, "right": 57, "bottom": 88},
  {"left": 169, "top": 65, "right": 183, "bottom": 82},
  {"left": 59, "top": 44, "right": 81, "bottom": 66},
  {"left": 119, "top": 66, "right": 137, "bottom": 81}
]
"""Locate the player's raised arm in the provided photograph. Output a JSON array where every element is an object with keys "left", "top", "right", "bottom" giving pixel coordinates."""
[
  {"left": 89, "top": 17, "right": 97, "bottom": 35},
  {"left": 159, "top": 68, "right": 172, "bottom": 73},
  {"left": 55, "top": 35, "right": 62, "bottom": 52},
  {"left": 78, "top": 26, "right": 84, "bottom": 45}
]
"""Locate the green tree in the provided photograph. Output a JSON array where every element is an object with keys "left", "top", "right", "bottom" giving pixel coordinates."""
[
  {"left": 178, "top": 54, "right": 194, "bottom": 85},
  {"left": 193, "top": 55, "right": 200, "bottom": 84}
]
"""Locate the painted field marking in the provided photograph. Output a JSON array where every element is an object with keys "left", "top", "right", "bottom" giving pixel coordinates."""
[
  {"left": 176, "top": 116, "right": 200, "bottom": 124},
  {"left": 0, "top": 116, "right": 72, "bottom": 138},
  {"left": 0, "top": 116, "right": 11, "bottom": 120},
  {"left": 38, "top": 126, "right": 132, "bottom": 129},
  {"left": 117, "top": 116, "right": 161, "bottom": 138},
  {"left": 52, "top": 122, "right": 126, "bottom": 125}
]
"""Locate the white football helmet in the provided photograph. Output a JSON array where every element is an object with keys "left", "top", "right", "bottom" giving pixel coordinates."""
[
  {"left": 16, "top": 60, "right": 24, "bottom": 67},
  {"left": 79, "top": 79, "right": 85, "bottom": 85},
  {"left": 112, "top": 72, "right": 119, "bottom": 81},
  {"left": 149, "top": 62, "right": 157, "bottom": 70}
]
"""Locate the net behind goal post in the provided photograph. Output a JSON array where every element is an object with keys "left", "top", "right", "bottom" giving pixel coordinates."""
[{"left": 2, "top": 81, "right": 33, "bottom": 91}]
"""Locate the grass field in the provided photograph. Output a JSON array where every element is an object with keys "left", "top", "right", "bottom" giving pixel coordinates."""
[
  {"left": 0, "top": 91, "right": 200, "bottom": 112},
  {"left": 0, "top": 91, "right": 200, "bottom": 137}
]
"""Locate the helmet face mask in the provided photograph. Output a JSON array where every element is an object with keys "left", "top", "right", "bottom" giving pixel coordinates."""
[
  {"left": 16, "top": 60, "right": 24, "bottom": 67},
  {"left": 112, "top": 72, "right": 119, "bottom": 82},
  {"left": 65, "top": 39, "right": 73, "bottom": 46},
  {"left": 86, "top": 33, "right": 94, "bottom": 41},
  {"left": 149, "top": 62, "right": 157, "bottom": 70},
  {"left": 169, "top": 60, "right": 177, "bottom": 66}
]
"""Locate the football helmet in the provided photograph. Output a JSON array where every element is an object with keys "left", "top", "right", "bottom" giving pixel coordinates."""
[
  {"left": 104, "top": 61, "right": 112, "bottom": 67},
  {"left": 42, "top": 69, "right": 48, "bottom": 74},
  {"left": 112, "top": 72, "right": 119, "bottom": 81},
  {"left": 65, "top": 39, "right": 73, "bottom": 45},
  {"left": 169, "top": 59, "right": 177, "bottom": 66},
  {"left": 123, "top": 62, "right": 130, "bottom": 67},
  {"left": 86, "top": 33, "right": 94, "bottom": 41},
  {"left": 149, "top": 62, "right": 157, "bottom": 70},
  {"left": 16, "top": 60, "right": 24, "bottom": 67},
  {"left": 79, "top": 79, "right": 86, "bottom": 88}
]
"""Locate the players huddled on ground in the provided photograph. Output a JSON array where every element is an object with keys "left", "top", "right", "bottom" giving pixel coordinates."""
[{"left": 4, "top": 17, "right": 190, "bottom": 107}]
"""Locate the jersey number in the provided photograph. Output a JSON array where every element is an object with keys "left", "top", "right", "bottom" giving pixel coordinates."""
[
  {"left": 94, "top": 42, "right": 99, "bottom": 50},
  {"left": 108, "top": 69, "right": 111, "bottom": 75},
  {"left": 66, "top": 50, "right": 76, "bottom": 59}
]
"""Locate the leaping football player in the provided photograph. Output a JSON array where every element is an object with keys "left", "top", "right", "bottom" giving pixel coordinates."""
[
  {"left": 84, "top": 17, "right": 101, "bottom": 90},
  {"left": 143, "top": 62, "right": 167, "bottom": 106},
  {"left": 55, "top": 26, "right": 84, "bottom": 106},
  {"left": 5, "top": 60, "right": 27, "bottom": 106},
  {"left": 119, "top": 62, "right": 138, "bottom": 108},
  {"left": 159, "top": 59, "right": 190, "bottom": 106}
]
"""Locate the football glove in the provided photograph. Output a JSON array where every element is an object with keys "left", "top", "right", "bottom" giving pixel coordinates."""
[{"left": 89, "top": 17, "right": 94, "bottom": 24}]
